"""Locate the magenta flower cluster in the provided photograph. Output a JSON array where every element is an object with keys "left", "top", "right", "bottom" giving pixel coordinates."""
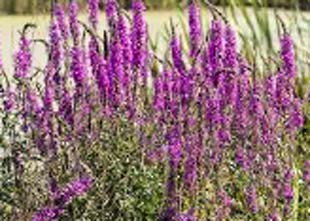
[{"left": 0, "top": 0, "right": 307, "bottom": 220}]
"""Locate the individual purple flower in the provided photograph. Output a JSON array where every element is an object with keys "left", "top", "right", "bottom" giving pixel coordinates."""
[
  {"left": 53, "top": 3, "right": 69, "bottom": 41},
  {"left": 32, "top": 206, "right": 64, "bottom": 221},
  {"left": 280, "top": 34, "right": 296, "bottom": 80},
  {"left": 188, "top": 0, "right": 202, "bottom": 58},
  {"left": 68, "top": 0, "right": 80, "bottom": 43},
  {"left": 14, "top": 35, "right": 32, "bottom": 79},
  {"left": 87, "top": 0, "right": 100, "bottom": 29}
]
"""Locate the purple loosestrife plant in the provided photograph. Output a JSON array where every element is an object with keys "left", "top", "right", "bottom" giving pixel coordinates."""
[{"left": 1, "top": 2, "right": 308, "bottom": 220}]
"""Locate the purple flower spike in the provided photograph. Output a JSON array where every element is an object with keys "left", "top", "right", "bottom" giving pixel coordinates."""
[
  {"left": 109, "top": 31, "right": 124, "bottom": 107},
  {"left": 208, "top": 20, "right": 224, "bottom": 86},
  {"left": 70, "top": 46, "right": 87, "bottom": 89},
  {"left": 224, "top": 24, "right": 237, "bottom": 69},
  {"left": 280, "top": 34, "right": 296, "bottom": 79},
  {"left": 170, "top": 32, "right": 186, "bottom": 76},
  {"left": 89, "top": 37, "right": 100, "bottom": 76},
  {"left": 14, "top": 35, "right": 32, "bottom": 79},
  {"left": 53, "top": 3, "right": 69, "bottom": 41},
  {"left": 188, "top": 0, "right": 202, "bottom": 58},
  {"left": 106, "top": 0, "right": 118, "bottom": 28},
  {"left": 287, "top": 98, "right": 304, "bottom": 134},
  {"left": 87, "top": 0, "right": 100, "bottom": 29},
  {"left": 59, "top": 87, "right": 74, "bottom": 126},
  {"left": 131, "top": 0, "right": 148, "bottom": 87},
  {"left": 117, "top": 14, "right": 132, "bottom": 105},
  {"left": 69, "top": 1, "right": 80, "bottom": 43},
  {"left": 49, "top": 18, "right": 62, "bottom": 71}
]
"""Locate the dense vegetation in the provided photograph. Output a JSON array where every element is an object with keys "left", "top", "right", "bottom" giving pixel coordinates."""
[
  {"left": 0, "top": 0, "right": 309, "bottom": 220},
  {"left": 0, "top": 0, "right": 309, "bottom": 14}
]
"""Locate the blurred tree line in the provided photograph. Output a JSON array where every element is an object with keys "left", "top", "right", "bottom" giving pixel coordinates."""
[{"left": 0, "top": 0, "right": 309, "bottom": 14}]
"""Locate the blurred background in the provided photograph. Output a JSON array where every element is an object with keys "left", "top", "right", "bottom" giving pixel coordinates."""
[
  {"left": 0, "top": 0, "right": 309, "bottom": 88},
  {"left": 0, "top": 0, "right": 309, "bottom": 14}
]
